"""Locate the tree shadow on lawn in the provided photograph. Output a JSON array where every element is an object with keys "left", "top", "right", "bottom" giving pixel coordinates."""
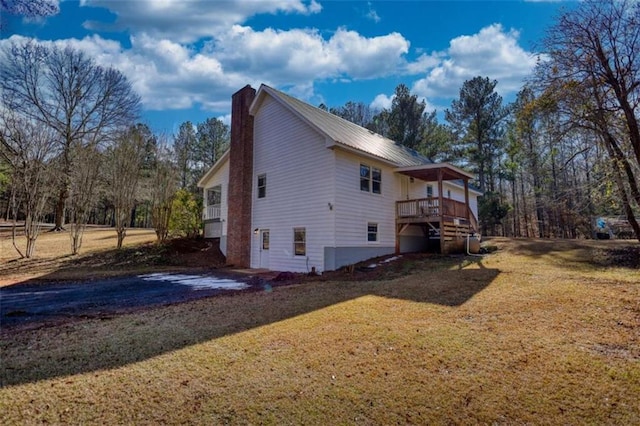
[
  {"left": 490, "top": 237, "right": 640, "bottom": 270},
  {"left": 0, "top": 257, "right": 499, "bottom": 387}
]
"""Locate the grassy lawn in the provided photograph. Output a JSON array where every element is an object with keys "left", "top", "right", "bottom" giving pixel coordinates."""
[
  {"left": 1, "top": 236, "right": 639, "bottom": 424},
  {"left": 0, "top": 225, "right": 159, "bottom": 285}
]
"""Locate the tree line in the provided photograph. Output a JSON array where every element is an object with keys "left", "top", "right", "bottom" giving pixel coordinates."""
[
  {"left": 0, "top": 40, "right": 230, "bottom": 258},
  {"left": 323, "top": 0, "right": 640, "bottom": 242},
  {"left": 1, "top": 0, "right": 638, "bottom": 260}
]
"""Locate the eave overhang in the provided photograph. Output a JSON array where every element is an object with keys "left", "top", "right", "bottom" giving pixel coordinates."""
[{"left": 394, "top": 163, "right": 475, "bottom": 182}]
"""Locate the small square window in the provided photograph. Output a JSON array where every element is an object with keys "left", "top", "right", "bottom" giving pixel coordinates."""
[
  {"left": 257, "top": 174, "right": 266, "bottom": 198},
  {"left": 293, "top": 227, "right": 306, "bottom": 256},
  {"left": 367, "top": 223, "right": 378, "bottom": 242}
]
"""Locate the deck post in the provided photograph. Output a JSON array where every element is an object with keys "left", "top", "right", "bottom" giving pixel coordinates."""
[
  {"left": 438, "top": 168, "right": 445, "bottom": 254},
  {"left": 464, "top": 179, "right": 470, "bottom": 223}
]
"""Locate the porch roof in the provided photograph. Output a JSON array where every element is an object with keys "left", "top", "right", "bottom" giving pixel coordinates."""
[{"left": 394, "top": 162, "right": 474, "bottom": 182}]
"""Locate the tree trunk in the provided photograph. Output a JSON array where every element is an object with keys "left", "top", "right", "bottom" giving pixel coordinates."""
[
  {"left": 52, "top": 189, "right": 66, "bottom": 231},
  {"left": 116, "top": 228, "right": 126, "bottom": 249},
  {"left": 511, "top": 177, "right": 519, "bottom": 237},
  {"left": 520, "top": 170, "right": 530, "bottom": 238}
]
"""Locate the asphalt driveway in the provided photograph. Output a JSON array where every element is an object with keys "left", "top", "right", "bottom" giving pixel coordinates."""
[{"left": 0, "top": 272, "right": 263, "bottom": 328}]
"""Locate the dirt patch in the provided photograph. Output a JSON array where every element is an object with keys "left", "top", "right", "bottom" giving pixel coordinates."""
[
  {"left": 592, "top": 246, "right": 640, "bottom": 268},
  {"left": 70, "top": 237, "right": 227, "bottom": 269},
  {"left": 164, "top": 238, "right": 227, "bottom": 268}
]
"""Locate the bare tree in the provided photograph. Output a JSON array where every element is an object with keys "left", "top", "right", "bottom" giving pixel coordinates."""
[
  {"left": 0, "top": 0, "right": 59, "bottom": 31},
  {"left": 150, "top": 142, "right": 178, "bottom": 243},
  {"left": 0, "top": 40, "right": 141, "bottom": 231},
  {"left": 67, "top": 143, "right": 102, "bottom": 255},
  {"left": 105, "top": 125, "right": 146, "bottom": 249},
  {"left": 0, "top": 111, "right": 58, "bottom": 258},
  {"left": 0, "top": 0, "right": 59, "bottom": 16},
  {"left": 329, "top": 101, "right": 378, "bottom": 128},
  {"left": 536, "top": 0, "right": 640, "bottom": 240}
]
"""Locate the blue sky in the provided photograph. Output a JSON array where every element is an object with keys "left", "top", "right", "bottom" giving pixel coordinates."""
[{"left": 1, "top": 0, "right": 574, "bottom": 134}]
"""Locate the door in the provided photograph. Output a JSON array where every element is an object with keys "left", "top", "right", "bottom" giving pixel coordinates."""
[
  {"left": 401, "top": 176, "right": 410, "bottom": 200},
  {"left": 259, "top": 229, "right": 270, "bottom": 269}
]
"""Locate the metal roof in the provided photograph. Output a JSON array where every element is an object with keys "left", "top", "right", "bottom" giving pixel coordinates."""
[
  {"left": 395, "top": 163, "right": 475, "bottom": 181},
  {"left": 254, "top": 84, "right": 433, "bottom": 167}
]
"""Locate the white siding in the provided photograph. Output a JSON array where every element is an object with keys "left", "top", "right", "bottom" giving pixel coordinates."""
[
  {"left": 250, "top": 96, "right": 336, "bottom": 273},
  {"left": 201, "top": 159, "right": 230, "bottom": 238},
  {"left": 334, "top": 150, "right": 399, "bottom": 249}
]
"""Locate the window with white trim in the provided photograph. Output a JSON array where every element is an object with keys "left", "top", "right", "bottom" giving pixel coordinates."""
[
  {"left": 257, "top": 174, "right": 266, "bottom": 198},
  {"left": 293, "top": 228, "right": 306, "bottom": 256},
  {"left": 367, "top": 223, "right": 378, "bottom": 242},
  {"left": 360, "top": 164, "right": 381, "bottom": 194},
  {"left": 207, "top": 185, "right": 222, "bottom": 206}
]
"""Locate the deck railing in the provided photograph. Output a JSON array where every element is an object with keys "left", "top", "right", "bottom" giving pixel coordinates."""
[
  {"left": 203, "top": 204, "right": 221, "bottom": 221},
  {"left": 397, "top": 197, "right": 470, "bottom": 222}
]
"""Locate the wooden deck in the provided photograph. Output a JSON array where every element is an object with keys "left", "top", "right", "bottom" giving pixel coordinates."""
[
  {"left": 396, "top": 198, "right": 479, "bottom": 254},
  {"left": 396, "top": 198, "right": 477, "bottom": 230}
]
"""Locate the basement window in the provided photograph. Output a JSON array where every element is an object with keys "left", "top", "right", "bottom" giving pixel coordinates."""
[
  {"left": 367, "top": 223, "right": 378, "bottom": 242},
  {"left": 293, "top": 228, "right": 306, "bottom": 256},
  {"left": 257, "top": 174, "right": 266, "bottom": 198}
]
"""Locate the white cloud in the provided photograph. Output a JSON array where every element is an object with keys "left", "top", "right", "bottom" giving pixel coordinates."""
[
  {"left": 412, "top": 24, "right": 538, "bottom": 99},
  {"left": 3, "top": 11, "right": 537, "bottom": 121},
  {"left": 366, "top": 2, "right": 381, "bottom": 23},
  {"left": 2, "top": 22, "right": 412, "bottom": 113},
  {"left": 370, "top": 93, "right": 394, "bottom": 110},
  {"left": 80, "top": 0, "right": 322, "bottom": 43},
  {"left": 218, "top": 113, "right": 232, "bottom": 126},
  {"left": 1, "top": 34, "right": 244, "bottom": 111},
  {"left": 404, "top": 52, "right": 442, "bottom": 74},
  {"left": 209, "top": 26, "right": 410, "bottom": 84}
]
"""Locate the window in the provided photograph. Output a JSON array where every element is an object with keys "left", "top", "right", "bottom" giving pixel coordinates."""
[
  {"left": 262, "top": 230, "right": 269, "bottom": 250},
  {"left": 207, "top": 185, "right": 221, "bottom": 206},
  {"left": 360, "top": 164, "right": 370, "bottom": 191},
  {"left": 426, "top": 185, "right": 433, "bottom": 198},
  {"left": 447, "top": 189, "right": 451, "bottom": 199},
  {"left": 257, "top": 174, "right": 266, "bottom": 198},
  {"left": 293, "top": 228, "right": 306, "bottom": 256},
  {"left": 367, "top": 223, "right": 378, "bottom": 242},
  {"left": 372, "top": 168, "right": 381, "bottom": 194},
  {"left": 360, "top": 164, "right": 382, "bottom": 194}
]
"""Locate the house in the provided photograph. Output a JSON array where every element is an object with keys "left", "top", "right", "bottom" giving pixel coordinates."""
[{"left": 197, "top": 84, "right": 482, "bottom": 273}]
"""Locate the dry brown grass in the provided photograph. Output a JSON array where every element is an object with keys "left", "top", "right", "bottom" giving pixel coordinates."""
[
  {"left": 1, "top": 225, "right": 160, "bottom": 285},
  {"left": 1, "top": 237, "right": 639, "bottom": 424}
]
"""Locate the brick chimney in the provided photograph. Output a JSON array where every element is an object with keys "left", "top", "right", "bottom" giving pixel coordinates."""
[{"left": 226, "top": 85, "right": 256, "bottom": 267}]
